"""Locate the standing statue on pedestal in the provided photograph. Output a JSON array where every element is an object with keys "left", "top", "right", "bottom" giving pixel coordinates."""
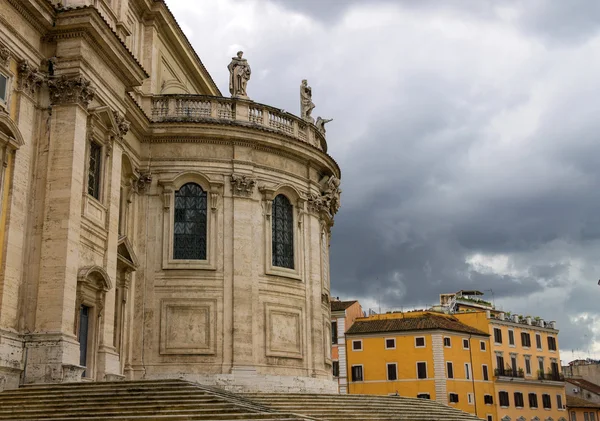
[
  {"left": 300, "top": 79, "right": 315, "bottom": 123},
  {"left": 316, "top": 117, "right": 333, "bottom": 135},
  {"left": 228, "top": 51, "right": 251, "bottom": 98}
]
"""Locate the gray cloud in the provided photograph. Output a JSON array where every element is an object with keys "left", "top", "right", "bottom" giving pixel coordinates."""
[{"left": 169, "top": 0, "right": 600, "bottom": 360}]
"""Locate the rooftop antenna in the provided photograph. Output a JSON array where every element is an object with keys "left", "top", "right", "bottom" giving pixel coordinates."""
[{"left": 484, "top": 289, "right": 495, "bottom": 308}]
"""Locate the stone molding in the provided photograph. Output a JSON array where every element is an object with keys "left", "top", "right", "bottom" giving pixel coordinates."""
[
  {"left": 230, "top": 174, "right": 256, "bottom": 197},
  {"left": 17, "top": 61, "right": 45, "bottom": 97},
  {"left": 48, "top": 75, "right": 96, "bottom": 107}
]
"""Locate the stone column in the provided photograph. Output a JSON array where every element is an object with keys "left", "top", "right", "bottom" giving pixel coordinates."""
[
  {"left": 24, "top": 75, "right": 95, "bottom": 384},
  {"left": 230, "top": 171, "right": 258, "bottom": 376}
]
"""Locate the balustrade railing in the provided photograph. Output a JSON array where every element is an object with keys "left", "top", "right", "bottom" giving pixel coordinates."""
[{"left": 149, "top": 95, "right": 326, "bottom": 151}]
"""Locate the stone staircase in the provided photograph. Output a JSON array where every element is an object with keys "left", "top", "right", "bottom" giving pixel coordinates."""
[
  {"left": 0, "top": 379, "right": 316, "bottom": 420},
  {"left": 244, "top": 393, "right": 483, "bottom": 421}
]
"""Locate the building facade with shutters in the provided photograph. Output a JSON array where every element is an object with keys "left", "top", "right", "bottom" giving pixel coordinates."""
[
  {"left": 330, "top": 299, "right": 363, "bottom": 394},
  {"left": 345, "top": 311, "right": 497, "bottom": 420},
  {"left": 444, "top": 291, "right": 567, "bottom": 421},
  {"left": 0, "top": 0, "right": 339, "bottom": 393}
]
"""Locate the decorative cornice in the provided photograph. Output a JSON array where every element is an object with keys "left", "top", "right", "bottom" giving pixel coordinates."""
[
  {"left": 17, "top": 61, "right": 45, "bottom": 97},
  {"left": 230, "top": 173, "right": 256, "bottom": 197},
  {"left": 48, "top": 75, "right": 96, "bottom": 107}
]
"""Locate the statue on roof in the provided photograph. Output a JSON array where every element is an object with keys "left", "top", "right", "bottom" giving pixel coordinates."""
[
  {"left": 228, "top": 51, "right": 251, "bottom": 98},
  {"left": 300, "top": 79, "right": 315, "bottom": 123},
  {"left": 316, "top": 116, "right": 333, "bottom": 135}
]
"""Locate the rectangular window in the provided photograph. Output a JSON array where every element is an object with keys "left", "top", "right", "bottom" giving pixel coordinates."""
[
  {"left": 387, "top": 363, "right": 397, "bottom": 381},
  {"left": 508, "top": 329, "right": 515, "bottom": 345},
  {"left": 87, "top": 141, "right": 102, "bottom": 200},
  {"left": 332, "top": 361, "right": 339, "bottom": 377},
  {"left": 0, "top": 73, "right": 7, "bottom": 103},
  {"left": 463, "top": 338, "right": 470, "bottom": 349},
  {"left": 482, "top": 365, "right": 489, "bottom": 381},
  {"left": 537, "top": 333, "right": 543, "bottom": 349},
  {"left": 417, "top": 393, "right": 430, "bottom": 399},
  {"left": 415, "top": 337, "right": 425, "bottom": 348},
  {"left": 465, "top": 363, "right": 471, "bottom": 380},
  {"left": 331, "top": 321, "right": 338, "bottom": 344},
  {"left": 499, "top": 391, "right": 509, "bottom": 407},
  {"left": 548, "top": 336, "right": 557, "bottom": 351},
  {"left": 351, "top": 365, "right": 363, "bottom": 382},
  {"left": 590, "top": 413, "right": 596, "bottom": 421},
  {"left": 514, "top": 392, "right": 524, "bottom": 408},
  {"left": 480, "top": 341, "right": 486, "bottom": 351},
  {"left": 521, "top": 332, "right": 531, "bottom": 347},
  {"left": 444, "top": 337, "right": 451, "bottom": 347},
  {"left": 585, "top": 414, "right": 590, "bottom": 421},
  {"left": 487, "top": 416, "right": 493, "bottom": 421},
  {"left": 352, "top": 340, "right": 362, "bottom": 351},
  {"left": 557, "top": 394, "right": 563, "bottom": 409},
  {"left": 529, "top": 392, "right": 538, "bottom": 408},
  {"left": 525, "top": 357, "right": 531, "bottom": 375},
  {"left": 449, "top": 393, "right": 459, "bottom": 403},
  {"left": 511, "top": 355, "right": 517, "bottom": 373},
  {"left": 447, "top": 362, "right": 454, "bottom": 379},
  {"left": 385, "top": 338, "right": 396, "bottom": 349},
  {"left": 571, "top": 412, "right": 577, "bottom": 421},
  {"left": 496, "top": 355, "right": 505, "bottom": 375},
  {"left": 417, "top": 362, "right": 427, "bottom": 379},
  {"left": 494, "top": 327, "right": 502, "bottom": 344},
  {"left": 468, "top": 393, "right": 474, "bottom": 405},
  {"left": 542, "top": 393, "right": 552, "bottom": 409},
  {"left": 484, "top": 395, "right": 493, "bottom": 405}
]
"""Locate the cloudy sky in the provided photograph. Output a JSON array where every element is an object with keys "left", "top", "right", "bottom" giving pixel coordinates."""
[{"left": 168, "top": 0, "right": 600, "bottom": 362}]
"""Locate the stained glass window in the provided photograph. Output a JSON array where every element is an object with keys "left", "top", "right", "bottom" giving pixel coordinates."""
[
  {"left": 272, "top": 194, "right": 294, "bottom": 269},
  {"left": 173, "top": 183, "right": 207, "bottom": 260},
  {"left": 88, "top": 141, "right": 102, "bottom": 199}
]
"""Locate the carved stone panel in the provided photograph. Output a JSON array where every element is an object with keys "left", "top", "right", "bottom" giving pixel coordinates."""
[
  {"left": 230, "top": 174, "right": 256, "bottom": 197},
  {"left": 159, "top": 299, "right": 216, "bottom": 355},
  {"left": 265, "top": 303, "right": 303, "bottom": 359}
]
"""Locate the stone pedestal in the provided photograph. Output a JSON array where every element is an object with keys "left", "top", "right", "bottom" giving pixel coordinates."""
[{"left": 22, "top": 333, "right": 81, "bottom": 384}]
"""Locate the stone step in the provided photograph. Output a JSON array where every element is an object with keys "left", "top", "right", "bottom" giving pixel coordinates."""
[{"left": 0, "top": 400, "right": 236, "bottom": 412}]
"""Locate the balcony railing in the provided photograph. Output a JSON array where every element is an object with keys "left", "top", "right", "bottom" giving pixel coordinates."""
[
  {"left": 538, "top": 372, "right": 564, "bottom": 382},
  {"left": 148, "top": 95, "right": 327, "bottom": 152},
  {"left": 495, "top": 368, "right": 524, "bottom": 378}
]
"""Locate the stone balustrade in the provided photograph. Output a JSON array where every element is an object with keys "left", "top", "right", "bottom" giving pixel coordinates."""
[{"left": 149, "top": 95, "right": 326, "bottom": 152}]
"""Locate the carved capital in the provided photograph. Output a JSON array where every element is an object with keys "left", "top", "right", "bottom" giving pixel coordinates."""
[
  {"left": 18, "top": 61, "right": 45, "bottom": 97},
  {"left": 210, "top": 192, "right": 220, "bottom": 212},
  {"left": 230, "top": 173, "right": 256, "bottom": 197},
  {"left": 48, "top": 75, "right": 95, "bottom": 107},
  {"left": 112, "top": 111, "right": 130, "bottom": 140}
]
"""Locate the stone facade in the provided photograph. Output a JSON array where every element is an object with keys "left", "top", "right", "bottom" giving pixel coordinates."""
[{"left": 0, "top": 0, "right": 339, "bottom": 393}]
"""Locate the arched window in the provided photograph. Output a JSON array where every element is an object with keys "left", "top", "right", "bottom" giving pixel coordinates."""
[
  {"left": 173, "top": 182, "right": 207, "bottom": 260},
  {"left": 272, "top": 194, "right": 294, "bottom": 269}
]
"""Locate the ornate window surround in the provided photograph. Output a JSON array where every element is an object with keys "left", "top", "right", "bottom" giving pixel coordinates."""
[
  {"left": 260, "top": 184, "right": 305, "bottom": 281},
  {"left": 159, "top": 171, "right": 223, "bottom": 270}
]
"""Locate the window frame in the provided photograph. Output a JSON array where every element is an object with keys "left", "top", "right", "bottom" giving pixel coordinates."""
[
  {"left": 482, "top": 364, "right": 489, "bottom": 381},
  {"left": 332, "top": 361, "right": 339, "bottom": 377},
  {"left": 508, "top": 329, "right": 515, "bottom": 346},
  {"left": 385, "top": 338, "right": 396, "bottom": 350},
  {"left": 86, "top": 139, "right": 104, "bottom": 201},
  {"left": 514, "top": 391, "right": 524, "bottom": 408},
  {"left": 446, "top": 361, "right": 454, "bottom": 379},
  {"left": 521, "top": 331, "right": 531, "bottom": 348},
  {"left": 387, "top": 362, "right": 398, "bottom": 381},
  {"left": 331, "top": 321, "right": 338, "bottom": 344},
  {"left": 467, "top": 393, "right": 474, "bottom": 405},
  {"left": 525, "top": 355, "right": 531, "bottom": 375},
  {"left": 537, "top": 333, "right": 543, "bottom": 350},
  {"left": 415, "top": 336, "right": 426, "bottom": 348},
  {"left": 352, "top": 340, "right": 363, "bottom": 351},
  {"left": 416, "top": 361, "right": 427, "bottom": 379},
  {"left": 172, "top": 182, "right": 209, "bottom": 261},
  {"left": 449, "top": 393, "right": 459, "bottom": 404},
  {"left": 484, "top": 394, "right": 493, "bottom": 405},
  {"left": 480, "top": 340, "right": 486, "bottom": 351},
  {"left": 159, "top": 172, "right": 221, "bottom": 270},
  {"left": 499, "top": 391, "right": 510, "bottom": 408},
  {"left": 494, "top": 327, "right": 503, "bottom": 344},
  {"left": 542, "top": 393, "right": 552, "bottom": 409},
  {"left": 0, "top": 70, "right": 12, "bottom": 112},
  {"left": 548, "top": 335, "right": 557, "bottom": 351},
  {"left": 463, "top": 338, "right": 470, "bottom": 350},
  {"left": 351, "top": 364, "right": 363, "bottom": 382},
  {"left": 417, "top": 393, "right": 430, "bottom": 399},
  {"left": 271, "top": 194, "right": 295, "bottom": 270},
  {"left": 529, "top": 392, "right": 538, "bottom": 409},
  {"left": 443, "top": 336, "right": 451, "bottom": 347},
  {"left": 465, "top": 362, "right": 471, "bottom": 380}
]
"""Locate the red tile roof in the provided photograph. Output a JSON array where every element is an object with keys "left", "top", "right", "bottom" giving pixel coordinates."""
[
  {"left": 331, "top": 300, "right": 358, "bottom": 312},
  {"left": 567, "top": 395, "right": 600, "bottom": 409},
  {"left": 346, "top": 313, "right": 489, "bottom": 336}
]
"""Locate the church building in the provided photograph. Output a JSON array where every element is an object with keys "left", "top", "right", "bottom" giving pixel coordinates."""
[{"left": 0, "top": 0, "right": 340, "bottom": 393}]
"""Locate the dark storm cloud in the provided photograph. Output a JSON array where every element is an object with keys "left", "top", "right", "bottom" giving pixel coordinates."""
[{"left": 169, "top": 0, "right": 600, "bottom": 358}]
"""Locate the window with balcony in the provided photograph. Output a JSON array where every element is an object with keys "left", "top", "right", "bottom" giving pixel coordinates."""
[
  {"left": 173, "top": 183, "right": 207, "bottom": 260},
  {"left": 499, "top": 391, "right": 509, "bottom": 407},
  {"left": 525, "top": 356, "right": 531, "bottom": 375},
  {"left": 529, "top": 392, "right": 538, "bottom": 408},
  {"left": 272, "top": 194, "right": 294, "bottom": 269}
]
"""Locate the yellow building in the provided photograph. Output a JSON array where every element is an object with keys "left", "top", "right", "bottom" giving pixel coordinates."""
[
  {"left": 444, "top": 291, "right": 568, "bottom": 421},
  {"left": 567, "top": 396, "right": 600, "bottom": 421},
  {"left": 346, "top": 311, "right": 497, "bottom": 420}
]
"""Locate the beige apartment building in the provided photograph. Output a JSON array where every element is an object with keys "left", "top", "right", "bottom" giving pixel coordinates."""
[{"left": 0, "top": 0, "right": 340, "bottom": 392}]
